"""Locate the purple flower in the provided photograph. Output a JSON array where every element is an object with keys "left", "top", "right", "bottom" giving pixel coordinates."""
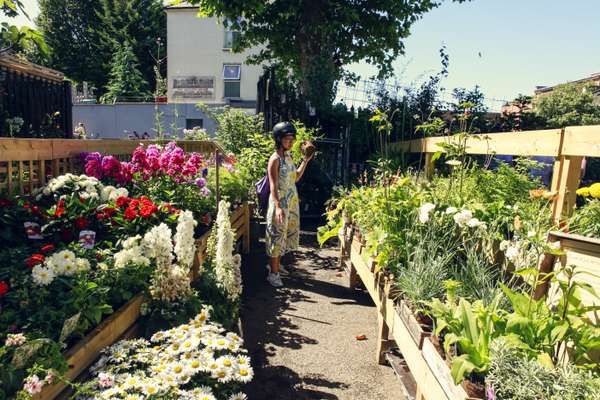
[
  {"left": 101, "top": 156, "right": 121, "bottom": 177},
  {"left": 195, "top": 177, "right": 206, "bottom": 188},
  {"left": 202, "top": 168, "right": 209, "bottom": 178},
  {"left": 200, "top": 187, "right": 211, "bottom": 197}
]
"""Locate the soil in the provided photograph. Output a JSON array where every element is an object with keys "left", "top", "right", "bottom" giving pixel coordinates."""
[{"left": 240, "top": 223, "right": 405, "bottom": 400}]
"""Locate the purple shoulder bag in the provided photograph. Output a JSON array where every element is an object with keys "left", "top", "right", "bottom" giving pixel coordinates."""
[{"left": 255, "top": 174, "right": 270, "bottom": 211}]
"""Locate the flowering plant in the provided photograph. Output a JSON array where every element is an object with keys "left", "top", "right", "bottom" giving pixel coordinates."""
[
  {"left": 84, "top": 153, "right": 134, "bottom": 186},
  {"left": 71, "top": 308, "right": 251, "bottom": 400}
]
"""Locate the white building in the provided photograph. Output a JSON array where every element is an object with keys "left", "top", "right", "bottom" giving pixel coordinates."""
[{"left": 165, "top": 3, "right": 263, "bottom": 110}]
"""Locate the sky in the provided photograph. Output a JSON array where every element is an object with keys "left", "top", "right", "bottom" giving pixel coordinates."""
[{"left": 6, "top": 0, "right": 600, "bottom": 111}]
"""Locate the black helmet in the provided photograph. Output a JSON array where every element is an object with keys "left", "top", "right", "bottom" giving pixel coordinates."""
[{"left": 272, "top": 121, "right": 296, "bottom": 140}]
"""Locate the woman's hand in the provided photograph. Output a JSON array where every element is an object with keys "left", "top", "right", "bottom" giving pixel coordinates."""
[{"left": 275, "top": 205, "right": 285, "bottom": 224}]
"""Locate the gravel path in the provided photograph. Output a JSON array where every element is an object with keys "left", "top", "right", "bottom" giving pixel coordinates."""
[{"left": 240, "top": 226, "right": 405, "bottom": 400}]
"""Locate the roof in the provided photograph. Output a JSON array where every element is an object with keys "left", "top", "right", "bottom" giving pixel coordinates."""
[
  {"left": 0, "top": 53, "right": 65, "bottom": 82},
  {"left": 535, "top": 72, "right": 600, "bottom": 95}
]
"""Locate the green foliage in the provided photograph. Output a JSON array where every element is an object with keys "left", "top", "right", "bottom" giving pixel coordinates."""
[
  {"left": 100, "top": 41, "right": 152, "bottom": 103},
  {"left": 183, "top": 0, "right": 469, "bottom": 113},
  {"left": 36, "top": 0, "right": 165, "bottom": 98},
  {"left": 487, "top": 339, "right": 600, "bottom": 400},
  {"left": 570, "top": 198, "right": 600, "bottom": 238},
  {"left": 534, "top": 83, "right": 600, "bottom": 128}
]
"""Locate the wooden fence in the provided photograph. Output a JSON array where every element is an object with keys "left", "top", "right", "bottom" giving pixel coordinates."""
[
  {"left": 390, "top": 125, "right": 600, "bottom": 222},
  {"left": 0, "top": 138, "right": 225, "bottom": 197}
]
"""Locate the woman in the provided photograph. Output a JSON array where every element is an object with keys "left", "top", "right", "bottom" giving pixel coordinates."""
[{"left": 265, "top": 122, "right": 314, "bottom": 287}]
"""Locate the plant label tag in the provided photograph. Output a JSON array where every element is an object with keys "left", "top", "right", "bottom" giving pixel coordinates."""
[
  {"left": 24, "top": 222, "right": 43, "bottom": 239},
  {"left": 79, "top": 230, "right": 96, "bottom": 249}
]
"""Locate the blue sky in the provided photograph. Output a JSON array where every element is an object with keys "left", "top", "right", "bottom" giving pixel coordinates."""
[{"left": 8, "top": 0, "right": 600, "bottom": 110}]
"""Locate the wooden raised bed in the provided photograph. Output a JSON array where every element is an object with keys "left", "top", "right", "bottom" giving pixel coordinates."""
[
  {"left": 345, "top": 227, "right": 473, "bottom": 400},
  {"left": 33, "top": 294, "right": 144, "bottom": 400},
  {"left": 35, "top": 202, "right": 250, "bottom": 400}
]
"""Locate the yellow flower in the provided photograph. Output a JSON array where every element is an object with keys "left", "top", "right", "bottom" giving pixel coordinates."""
[
  {"left": 589, "top": 183, "right": 600, "bottom": 198},
  {"left": 576, "top": 187, "right": 590, "bottom": 197}
]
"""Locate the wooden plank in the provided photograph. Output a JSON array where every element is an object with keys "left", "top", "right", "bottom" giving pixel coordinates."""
[
  {"left": 552, "top": 155, "right": 583, "bottom": 221},
  {"left": 243, "top": 202, "right": 250, "bottom": 254},
  {"left": 7, "top": 161, "right": 13, "bottom": 195},
  {"left": 389, "top": 129, "right": 562, "bottom": 157},
  {"left": 28, "top": 160, "right": 34, "bottom": 193},
  {"left": 33, "top": 294, "right": 144, "bottom": 400},
  {"left": 561, "top": 125, "right": 600, "bottom": 156},
  {"left": 18, "top": 160, "right": 24, "bottom": 195},
  {"left": 350, "top": 244, "right": 378, "bottom": 302}
]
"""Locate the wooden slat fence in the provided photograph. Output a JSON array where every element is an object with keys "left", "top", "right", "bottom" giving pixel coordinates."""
[
  {"left": 390, "top": 125, "right": 600, "bottom": 222},
  {"left": 0, "top": 139, "right": 224, "bottom": 196}
]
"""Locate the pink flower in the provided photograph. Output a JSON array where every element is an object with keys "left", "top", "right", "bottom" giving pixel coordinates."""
[
  {"left": 5, "top": 333, "right": 26, "bottom": 347},
  {"left": 200, "top": 187, "right": 211, "bottom": 197},
  {"left": 45, "top": 370, "right": 56, "bottom": 385},
  {"left": 84, "top": 159, "right": 102, "bottom": 179},
  {"left": 98, "top": 372, "right": 114, "bottom": 388},
  {"left": 101, "top": 156, "right": 121, "bottom": 177},
  {"left": 24, "top": 375, "right": 43, "bottom": 395},
  {"left": 195, "top": 177, "right": 206, "bottom": 188}
]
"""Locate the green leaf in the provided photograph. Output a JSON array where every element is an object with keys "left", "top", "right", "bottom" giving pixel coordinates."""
[{"left": 450, "top": 354, "right": 476, "bottom": 384}]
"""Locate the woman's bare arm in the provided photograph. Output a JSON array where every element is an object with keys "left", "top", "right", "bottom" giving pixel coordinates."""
[
  {"left": 296, "top": 154, "right": 313, "bottom": 182},
  {"left": 268, "top": 155, "right": 281, "bottom": 208}
]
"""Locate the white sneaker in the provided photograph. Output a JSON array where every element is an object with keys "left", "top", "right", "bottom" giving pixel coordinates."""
[
  {"left": 267, "top": 272, "right": 283, "bottom": 287},
  {"left": 265, "top": 264, "right": 288, "bottom": 274}
]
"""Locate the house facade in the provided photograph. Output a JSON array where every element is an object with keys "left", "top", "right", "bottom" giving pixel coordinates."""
[{"left": 165, "top": 4, "right": 263, "bottom": 109}]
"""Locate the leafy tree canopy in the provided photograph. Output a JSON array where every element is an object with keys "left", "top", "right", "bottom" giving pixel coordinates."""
[
  {"left": 181, "top": 0, "right": 469, "bottom": 113},
  {"left": 100, "top": 41, "right": 151, "bottom": 103},
  {"left": 534, "top": 83, "right": 600, "bottom": 128},
  {"left": 1, "top": 0, "right": 48, "bottom": 56}
]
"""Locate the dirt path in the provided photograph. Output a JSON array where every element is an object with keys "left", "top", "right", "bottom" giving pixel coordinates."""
[{"left": 240, "top": 227, "right": 405, "bottom": 400}]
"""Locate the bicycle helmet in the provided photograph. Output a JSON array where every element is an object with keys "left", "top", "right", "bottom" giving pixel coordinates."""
[{"left": 272, "top": 121, "right": 297, "bottom": 148}]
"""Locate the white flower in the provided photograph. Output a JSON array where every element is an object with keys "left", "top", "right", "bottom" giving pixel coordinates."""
[
  {"left": 101, "top": 185, "right": 117, "bottom": 202},
  {"left": 527, "top": 230, "right": 536, "bottom": 238},
  {"left": 234, "top": 365, "right": 253, "bottom": 383},
  {"left": 229, "top": 393, "right": 248, "bottom": 400},
  {"left": 23, "top": 374, "right": 43, "bottom": 395},
  {"left": 445, "top": 206, "right": 458, "bottom": 215},
  {"left": 505, "top": 246, "right": 520, "bottom": 262},
  {"left": 499, "top": 240, "right": 510, "bottom": 251},
  {"left": 174, "top": 210, "right": 197, "bottom": 270},
  {"left": 5, "top": 333, "right": 26, "bottom": 347},
  {"left": 418, "top": 203, "right": 436, "bottom": 224},
  {"left": 466, "top": 218, "right": 485, "bottom": 228},
  {"left": 98, "top": 372, "right": 114, "bottom": 388},
  {"left": 453, "top": 209, "right": 473, "bottom": 227},
  {"left": 32, "top": 264, "right": 55, "bottom": 286},
  {"left": 76, "top": 258, "right": 91, "bottom": 272},
  {"left": 214, "top": 201, "right": 243, "bottom": 301}
]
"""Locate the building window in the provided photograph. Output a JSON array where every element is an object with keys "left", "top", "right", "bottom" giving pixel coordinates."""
[
  {"left": 223, "top": 30, "right": 240, "bottom": 49},
  {"left": 186, "top": 119, "right": 203, "bottom": 129},
  {"left": 223, "top": 64, "right": 241, "bottom": 80},
  {"left": 224, "top": 81, "right": 241, "bottom": 98},
  {"left": 223, "top": 64, "right": 241, "bottom": 99}
]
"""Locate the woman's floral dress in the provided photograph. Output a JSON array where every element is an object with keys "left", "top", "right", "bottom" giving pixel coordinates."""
[{"left": 266, "top": 152, "right": 300, "bottom": 257}]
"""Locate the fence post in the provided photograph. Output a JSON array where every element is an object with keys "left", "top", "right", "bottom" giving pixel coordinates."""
[
  {"left": 551, "top": 155, "right": 583, "bottom": 223},
  {"left": 424, "top": 152, "right": 434, "bottom": 180}
]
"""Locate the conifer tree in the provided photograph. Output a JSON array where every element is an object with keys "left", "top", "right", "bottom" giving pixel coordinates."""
[{"left": 100, "top": 42, "right": 151, "bottom": 103}]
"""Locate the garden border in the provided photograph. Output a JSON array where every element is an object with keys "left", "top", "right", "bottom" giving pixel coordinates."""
[
  {"left": 340, "top": 226, "right": 475, "bottom": 400},
  {"left": 33, "top": 202, "right": 251, "bottom": 400}
]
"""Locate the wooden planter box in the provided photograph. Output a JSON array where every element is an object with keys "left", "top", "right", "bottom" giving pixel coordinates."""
[
  {"left": 33, "top": 294, "right": 144, "bottom": 400},
  {"left": 398, "top": 300, "right": 431, "bottom": 350}
]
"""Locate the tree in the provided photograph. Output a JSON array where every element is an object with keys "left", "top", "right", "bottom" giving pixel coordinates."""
[
  {"left": 97, "top": 0, "right": 166, "bottom": 93},
  {"left": 534, "top": 83, "right": 600, "bottom": 128},
  {"left": 37, "top": 0, "right": 108, "bottom": 90},
  {"left": 1, "top": 0, "right": 48, "bottom": 56},
  {"left": 36, "top": 0, "right": 165, "bottom": 97},
  {"left": 100, "top": 42, "right": 151, "bottom": 103},
  {"left": 183, "top": 0, "right": 468, "bottom": 114}
]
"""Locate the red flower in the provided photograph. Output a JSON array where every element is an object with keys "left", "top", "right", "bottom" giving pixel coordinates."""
[
  {"left": 103, "top": 207, "right": 116, "bottom": 218},
  {"left": 139, "top": 204, "right": 158, "bottom": 218},
  {"left": 0, "top": 198, "right": 12, "bottom": 207},
  {"left": 40, "top": 244, "right": 55, "bottom": 254},
  {"left": 96, "top": 213, "right": 104, "bottom": 220},
  {"left": 116, "top": 196, "right": 130, "bottom": 208},
  {"left": 55, "top": 207, "right": 65, "bottom": 217},
  {"left": 25, "top": 254, "right": 45, "bottom": 268},
  {"left": 31, "top": 205, "right": 41, "bottom": 215},
  {"left": 124, "top": 207, "right": 137, "bottom": 220},
  {"left": 74, "top": 217, "right": 89, "bottom": 230},
  {"left": 57, "top": 199, "right": 65, "bottom": 208},
  {"left": 129, "top": 199, "right": 140, "bottom": 210},
  {"left": 80, "top": 196, "right": 86, "bottom": 203},
  {"left": 0, "top": 281, "right": 8, "bottom": 297},
  {"left": 22, "top": 203, "right": 30, "bottom": 209},
  {"left": 201, "top": 213, "right": 211, "bottom": 225}
]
